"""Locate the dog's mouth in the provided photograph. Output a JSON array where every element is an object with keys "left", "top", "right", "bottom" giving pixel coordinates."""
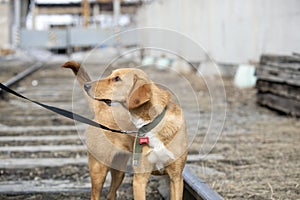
[
  {"left": 99, "top": 99, "right": 112, "bottom": 106},
  {"left": 85, "top": 92, "right": 112, "bottom": 106}
]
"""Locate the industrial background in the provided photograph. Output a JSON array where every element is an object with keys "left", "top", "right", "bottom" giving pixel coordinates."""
[{"left": 0, "top": 0, "right": 299, "bottom": 199}]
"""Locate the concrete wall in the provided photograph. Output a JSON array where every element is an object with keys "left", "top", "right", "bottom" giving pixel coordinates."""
[
  {"left": 0, "top": 0, "right": 11, "bottom": 49},
  {"left": 136, "top": 0, "right": 300, "bottom": 64}
]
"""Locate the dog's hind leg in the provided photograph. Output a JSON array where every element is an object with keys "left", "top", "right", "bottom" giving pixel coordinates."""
[
  {"left": 89, "top": 153, "right": 109, "bottom": 200},
  {"left": 107, "top": 169, "right": 125, "bottom": 200},
  {"left": 107, "top": 153, "right": 130, "bottom": 199}
]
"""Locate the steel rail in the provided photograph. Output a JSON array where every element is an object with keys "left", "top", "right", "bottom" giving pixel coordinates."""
[
  {"left": 183, "top": 166, "right": 224, "bottom": 200},
  {"left": 0, "top": 62, "right": 44, "bottom": 96}
]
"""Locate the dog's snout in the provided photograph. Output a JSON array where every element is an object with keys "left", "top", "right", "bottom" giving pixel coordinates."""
[{"left": 84, "top": 83, "right": 91, "bottom": 91}]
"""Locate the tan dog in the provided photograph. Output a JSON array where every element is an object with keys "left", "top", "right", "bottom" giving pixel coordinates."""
[
  {"left": 62, "top": 61, "right": 135, "bottom": 200},
  {"left": 84, "top": 68, "right": 188, "bottom": 200}
]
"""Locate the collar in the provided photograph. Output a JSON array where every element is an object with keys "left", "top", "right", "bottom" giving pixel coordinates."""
[{"left": 138, "top": 106, "right": 167, "bottom": 136}]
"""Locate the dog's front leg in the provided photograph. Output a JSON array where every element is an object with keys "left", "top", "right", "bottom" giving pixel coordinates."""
[
  {"left": 169, "top": 174, "right": 184, "bottom": 200},
  {"left": 166, "top": 157, "right": 186, "bottom": 200},
  {"left": 89, "top": 153, "right": 109, "bottom": 200},
  {"left": 133, "top": 172, "right": 151, "bottom": 200}
]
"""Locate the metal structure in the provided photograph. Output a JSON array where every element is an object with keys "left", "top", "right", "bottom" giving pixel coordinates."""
[
  {"left": 18, "top": 27, "right": 137, "bottom": 50},
  {"left": 9, "top": 0, "right": 142, "bottom": 49},
  {"left": 81, "top": 0, "right": 90, "bottom": 27}
]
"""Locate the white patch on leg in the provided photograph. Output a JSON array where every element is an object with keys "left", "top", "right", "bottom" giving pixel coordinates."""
[{"left": 146, "top": 132, "right": 175, "bottom": 170}]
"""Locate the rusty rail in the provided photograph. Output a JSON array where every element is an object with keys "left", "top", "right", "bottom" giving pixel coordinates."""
[
  {"left": 0, "top": 62, "right": 44, "bottom": 96},
  {"left": 183, "top": 166, "right": 224, "bottom": 200}
]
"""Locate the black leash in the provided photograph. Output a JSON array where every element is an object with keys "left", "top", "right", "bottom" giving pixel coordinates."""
[{"left": 0, "top": 83, "right": 137, "bottom": 134}]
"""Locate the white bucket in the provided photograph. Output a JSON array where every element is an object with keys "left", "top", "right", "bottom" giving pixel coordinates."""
[{"left": 234, "top": 64, "right": 257, "bottom": 88}]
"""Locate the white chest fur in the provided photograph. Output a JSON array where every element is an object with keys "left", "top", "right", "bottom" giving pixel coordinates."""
[
  {"left": 145, "top": 131, "right": 175, "bottom": 170},
  {"left": 132, "top": 116, "right": 175, "bottom": 170}
]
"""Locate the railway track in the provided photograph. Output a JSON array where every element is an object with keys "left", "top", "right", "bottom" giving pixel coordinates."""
[{"left": 0, "top": 60, "right": 223, "bottom": 199}]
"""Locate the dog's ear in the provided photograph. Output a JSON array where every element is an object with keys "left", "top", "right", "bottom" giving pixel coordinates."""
[{"left": 127, "top": 83, "right": 152, "bottom": 109}]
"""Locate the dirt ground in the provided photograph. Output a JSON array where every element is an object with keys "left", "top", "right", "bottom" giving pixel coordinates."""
[
  {"left": 0, "top": 60, "right": 299, "bottom": 199},
  {"left": 190, "top": 75, "right": 300, "bottom": 200}
]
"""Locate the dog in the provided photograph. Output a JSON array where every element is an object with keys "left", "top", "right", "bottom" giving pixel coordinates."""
[
  {"left": 62, "top": 61, "right": 135, "bottom": 200},
  {"left": 84, "top": 68, "right": 187, "bottom": 200}
]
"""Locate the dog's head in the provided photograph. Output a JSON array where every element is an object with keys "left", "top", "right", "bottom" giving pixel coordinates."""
[
  {"left": 62, "top": 61, "right": 138, "bottom": 130},
  {"left": 85, "top": 68, "right": 170, "bottom": 111}
]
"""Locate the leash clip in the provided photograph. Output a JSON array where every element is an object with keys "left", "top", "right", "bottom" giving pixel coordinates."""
[{"left": 121, "top": 130, "right": 138, "bottom": 134}]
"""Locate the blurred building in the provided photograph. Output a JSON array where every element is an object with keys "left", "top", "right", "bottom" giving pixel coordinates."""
[
  {"left": 2, "top": 0, "right": 300, "bottom": 64},
  {"left": 0, "top": 0, "right": 10, "bottom": 50},
  {"left": 5, "top": 0, "right": 141, "bottom": 54},
  {"left": 136, "top": 0, "right": 300, "bottom": 64},
  {"left": 28, "top": 0, "right": 140, "bottom": 29}
]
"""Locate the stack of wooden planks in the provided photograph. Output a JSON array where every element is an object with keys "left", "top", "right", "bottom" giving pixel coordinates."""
[
  {"left": 255, "top": 54, "right": 300, "bottom": 117},
  {"left": 0, "top": 49, "right": 13, "bottom": 56}
]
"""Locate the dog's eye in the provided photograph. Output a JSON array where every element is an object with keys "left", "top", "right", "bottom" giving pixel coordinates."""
[{"left": 112, "top": 76, "right": 121, "bottom": 82}]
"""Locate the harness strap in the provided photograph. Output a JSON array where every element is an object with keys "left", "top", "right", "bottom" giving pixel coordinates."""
[
  {"left": 133, "top": 106, "right": 167, "bottom": 166},
  {"left": 138, "top": 107, "right": 167, "bottom": 136},
  {"left": 0, "top": 83, "right": 137, "bottom": 134}
]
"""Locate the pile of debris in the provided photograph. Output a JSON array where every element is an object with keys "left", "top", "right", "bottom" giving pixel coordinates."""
[{"left": 255, "top": 54, "right": 300, "bottom": 117}]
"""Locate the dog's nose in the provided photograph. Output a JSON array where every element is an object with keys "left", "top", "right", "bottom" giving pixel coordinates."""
[{"left": 84, "top": 83, "right": 91, "bottom": 91}]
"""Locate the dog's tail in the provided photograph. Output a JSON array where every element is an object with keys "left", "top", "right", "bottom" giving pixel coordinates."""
[
  {"left": 62, "top": 61, "right": 91, "bottom": 85},
  {"left": 62, "top": 61, "right": 94, "bottom": 111}
]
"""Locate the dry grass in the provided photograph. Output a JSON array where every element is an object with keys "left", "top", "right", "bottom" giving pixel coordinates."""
[{"left": 191, "top": 77, "right": 300, "bottom": 199}]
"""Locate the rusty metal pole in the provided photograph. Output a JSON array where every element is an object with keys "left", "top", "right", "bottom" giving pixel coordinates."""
[
  {"left": 82, "top": 0, "right": 90, "bottom": 27},
  {"left": 113, "top": 0, "right": 121, "bottom": 54},
  {"left": 13, "top": 0, "right": 21, "bottom": 48}
]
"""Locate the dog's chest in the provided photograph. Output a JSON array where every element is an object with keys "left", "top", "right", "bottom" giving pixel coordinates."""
[
  {"left": 132, "top": 116, "right": 174, "bottom": 169},
  {"left": 144, "top": 131, "right": 175, "bottom": 170}
]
